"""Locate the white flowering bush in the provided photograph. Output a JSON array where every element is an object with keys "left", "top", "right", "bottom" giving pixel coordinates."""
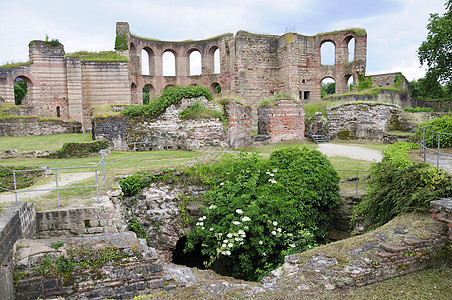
[{"left": 185, "top": 147, "right": 340, "bottom": 281}]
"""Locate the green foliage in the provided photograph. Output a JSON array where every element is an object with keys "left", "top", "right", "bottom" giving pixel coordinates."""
[
  {"left": 357, "top": 72, "right": 373, "bottom": 91},
  {"left": 214, "top": 85, "right": 222, "bottom": 95},
  {"left": 304, "top": 101, "right": 328, "bottom": 123},
  {"left": 315, "top": 28, "right": 367, "bottom": 37},
  {"left": 50, "top": 241, "right": 64, "bottom": 250},
  {"left": 409, "top": 76, "right": 451, "bottom": 99},
  {"left": 65, "top": 51, "right": 128, "bottom": 62},
  {"left": 354, "top": 142, "right": 452, "bottom": 229},
  {"left": 115, "top": 31, "right": 129, "bottom": 51},
  {"left": 179, "top": 101, "right": 225, "bottom": 122},
  {"left": 48, "top": 140, "right": 109, "bottom": 158},
  {"left": 258, "top": 93, "right": 297, "bottom": 107},
  {"left": 0, "top": 61, "right": 31, "bottom": 69},
  {"left": 44, "top": 34, "right": 62, "bottom": 47},
  {"left": 143, "top": 86, "right": 150, "bottom": 105},
  {"left": 129, "top": 212, "right": 148, "bottom": 239},
  {"left": 415, "top": 115, "right": 452, "bottom": 147},
  {"left": 321, "top": 82, "right": 335, "bottom": 98},
  {"left": 122, "top": 85, "right": 213, "bottom": 118},
  {"left": 14, "top": 79, "right": 27, "bottom": 105},
  {"left": 418, "top": 0, "right": 452, "bottom": 86},
  {"left": 0, "top": 166, "right": 43, "bottom": 192},
  {"left": 119, "top": 174, "right": 146, "bottom": 197},
  {"left": 394, "top": 74, "right": 404, "bottom": 89},
  {"left": 403, "top": 107, "right": 433, "bottom": 113},
  {"left": 185, "top": 148, "right": 340, "bottom": 281}
]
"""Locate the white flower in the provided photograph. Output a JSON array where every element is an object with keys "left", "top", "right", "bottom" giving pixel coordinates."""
[
  {"left": 225, "top": 250, "right": 231, "bottom": 256},
  {"left": 235, "top": 209, "right": 243, "bottom": 214},
  {"left": 290, "top": 244, "right": 296, "bottom": 248},
  {"left": 208, "top": 204, "right": 217, "bottom": 209},
  {"left": 273, "top": 169, "right": 278, "bottom": 173},
  {"left": 262, "top": 252, "right": 266, "bottom": 256},
  {"left": 222, "top": 244, "right": 226, "bottom": 248},
  {"left": 235, "top": 237, "right": 242, "bottom": 242},
  {"left": 198, "top": 221, "right": 204, "bottom": 226},
  {"left": 259, "top": 240, "right": 263, "bottom": 245},
  {"left": 201, "top": 227, "right": 205, "bottom": 229},
  {"left": 223, "top": 240, "right": 228, "bottom": 243},
  {"left": 271, "top": 231, "right": 276, "bottom": 235},
  {"left": 218, "top": 233, "right": 222, "bottom": 237},
  {"left": 220, "top": 182, "right": 224, "bottom": 186},
  {"left": 277, "top": 228, "right": 282, "bottom": 232},
  {"left": 266, "top": 171, "right": 270, "bottom": 175},
  {"left": 241, "top": 216, "right": 251, "bottom": 222},
  {"left": 269, "top": 173, "right": 274, "bottom": 177},
  {"left": 268, "top": 179, "right": 277, "bottom": 184},
  {"left": 227, "top": 233, "right": 233, "bottom": 238},
  {"left": 210, "top": 227, "right": 214, "bottom": 231},
  {"left": 273, "top": 221, "right": 278, "bottom": 226},
  {"left": 232, "top": 221, "right": 241, "bottom": 225},
  {"left": 238, "top": 230, "right": 245, "bottom": 236},
  {"left": 228, "top": 243, "right": 233, "bottom": 248},
  {"left": 244, "top": 226, "right": 249, "bottom": 230}
]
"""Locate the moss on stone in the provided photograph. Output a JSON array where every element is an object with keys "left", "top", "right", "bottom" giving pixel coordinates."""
[{"left": 337, "top": 129, "right": 357, "bottom": 140}]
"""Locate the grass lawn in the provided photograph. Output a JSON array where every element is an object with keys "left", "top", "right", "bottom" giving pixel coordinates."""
[{"left": 0, "top": 133, "right": 92, "bottom": 152}]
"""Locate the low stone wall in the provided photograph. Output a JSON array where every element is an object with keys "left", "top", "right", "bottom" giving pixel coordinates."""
[
  {"left": 257, "top": 100, "right": 304, "bottom": 142},
  {"left": 36, "top": 200, "right": 126, "bottom": 237},
  {"left": 327, "top": 102, "right": 413, "bottom": 141},
  {"left": 0, "top": 118, "right": 82, "bottom": 136}
]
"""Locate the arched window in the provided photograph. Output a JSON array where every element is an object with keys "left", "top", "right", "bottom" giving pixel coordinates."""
[
  {"left": 143, "top": 84, "right": 156, "bottom": 104},
  {"left": 141, "top": 49, "right": 149, "bottom": 75},
  {"left": 320, "top": 41, "right": 335, "bottom": 65},
  {"left": 210, "top": 82, "right": 221, "bottom": 95},
  {"left": 214, "top": 48, "right": 220, "bottom": 74},
  {"left": 321, "top": 77, "right": 336, "bottom": 98},
  {"left": 130, "top": 42, "right": 137, "bottom": 54},
  {"left": 189, "top": 50, "right": 202, "bottom": 76},
  {"left": 346, "top": 75, "right": 354, "bottom": 92},
  {"left": 163, "top": 51, "right": 176, "bottom": 76},
  {"left": 348, "top": 37, "right": 355, "bottom": 62}
]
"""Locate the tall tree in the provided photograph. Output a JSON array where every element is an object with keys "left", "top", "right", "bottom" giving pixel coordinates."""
[{"left": 418, "top": 0, "right": 452, "bottom": 85}]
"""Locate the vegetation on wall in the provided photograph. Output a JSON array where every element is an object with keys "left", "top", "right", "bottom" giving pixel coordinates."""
[
  {"left": 0, "top": 61, "right": 31, "bottom": 69},
  {"left": 258, "top": 93, "right": 297, "bottom": 107},
  {"left": 403, "top": 107, "right": 433, "bottom": 113},
  {"left": 115, "top": 31, "right": 129, "bottom": 51},
  {"left": 185, "top": 148, "right": 340, "bottom": 281},
  {"left": 65, "top": 51, "right": 128, "bottom": 62},
  {"left": 357, "top": 72, "right": 373, "bottom": 91},
  {"left": 353, "top": 142, "right": 452, "bottom": 229},
  {"left": 48, "top": 140, "right": 109, "bottom": 158},
  {"left": 315, "top": 28, "right": 367, "bottom": 37},
  {"left": 121, "top": 85, "right": 213, "bottom": 118},
  {"left": 179, "top": 101, "right": 225, "bottom": 122}
]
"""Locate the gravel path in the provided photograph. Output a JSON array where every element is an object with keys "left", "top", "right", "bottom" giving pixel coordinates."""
[
  {"left": 317, "top": 143, "right": 383, "bottom": 162},
  {"left": 0, "top": 172, "right": 95, "bottom": 203}
]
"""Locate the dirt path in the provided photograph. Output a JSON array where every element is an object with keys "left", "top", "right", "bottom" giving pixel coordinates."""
[
  {"left": 0, "top": 172, "right": 95, "bottom": 203},
  {"left": 317, "top": 143, "right": 383, "bottom": 162}
]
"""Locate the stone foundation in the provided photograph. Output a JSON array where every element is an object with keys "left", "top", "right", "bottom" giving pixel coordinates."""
[{"left": 0, "top": 118, "right": 82, "bottom": 136}]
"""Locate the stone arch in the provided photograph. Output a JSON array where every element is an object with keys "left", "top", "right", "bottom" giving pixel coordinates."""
[
  {"left": 208, "top": 45, "right": 220, "bottom": 74},
  {"left": 142, "top": 83, "right": 156, "bottom": 104},
  {"left": 162, "top": 49, "right": 177, "bottom": 76},
  {"left": 320, "top": 40, "right": 335, "bottom": 65},
  {"left": 188, "top": 48, "right": 202, "bottom": 76},
  {"left": 344, "top": 36, "right": 355, "bottom": 62},
  {"left": 11, "top": 72, "right": 39, "bottom": 105},
  {"left": 130, "top": 42, "right": 137, "bottom": 54},
  {"left": 321, "top": 76, "right": 336, "bottom": 97},
  {"left": 210, "top": 82, "right": 221, "bottom": 95}
]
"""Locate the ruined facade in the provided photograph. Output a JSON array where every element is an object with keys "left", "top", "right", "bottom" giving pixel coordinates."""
[{"left": 0, "top": 22, "right": 367, "bottom": 130}]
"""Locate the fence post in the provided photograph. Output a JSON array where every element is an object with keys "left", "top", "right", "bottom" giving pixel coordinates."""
[
  {"left": 95, "top": 167, "right": 99, "bottom": 204},
  {"left": 134, "top": 142, "right": 137, "bottom": 169},
  {"left": 423, "top": 128, "right": 427, "bottom": 162},
  {"left": 420, "top": 127, "right": 423, "bottom": 159},
  {"left": 55, "top": 169, "right": 60, "bottom": 208},
  {"left": 13, "top": 170, "right": 18, "bottom": 203},
  {"left": 101, "top": 151, "right": 107, "bottom": 191},
  {"left": 437, "top": 132, "right": 441, "bottom": 168},
  {"left": 356, "top": 170, "right": 359, "bottom": 195}
]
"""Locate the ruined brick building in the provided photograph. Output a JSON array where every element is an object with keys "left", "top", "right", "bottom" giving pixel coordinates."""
[{"left": 0, "top": 22, "right": 367, "bottom": 130}]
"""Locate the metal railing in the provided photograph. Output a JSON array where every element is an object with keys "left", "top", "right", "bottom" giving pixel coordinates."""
[
  {"left": 336, "top": 169, "right": 370, "bottom": 195},
  {"left": 420, "top": 125, "right": 452, "bottom": 168},
  {"left": 0, "top": 141, "right": 171, "bottom": 207}
]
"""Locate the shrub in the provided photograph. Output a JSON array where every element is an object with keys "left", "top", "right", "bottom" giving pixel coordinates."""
[
  {"left": 121, "top": 85, "right": 213, "bottom": 118},
  {"left": 48, "top": 140, "right": 109, "bottom": 158},
  {"left": 354, "top": 142, "right": 452, "bottom": 229},
  {"left": 403, "top": 107, "right": 433, "bottom": 113},
  {"left": 415, "top": 115, "right": 452, "bottom": 147},
  {"left": 185, "top": 148, "right": 340, "bottom": 281},
  {"left": 357, "top": 72, "right": 373, "bottom": 91}
]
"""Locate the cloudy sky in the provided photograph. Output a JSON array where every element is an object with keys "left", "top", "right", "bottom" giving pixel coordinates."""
[{"left": 0, "top": 0, "right": 447, "bottom": 81}]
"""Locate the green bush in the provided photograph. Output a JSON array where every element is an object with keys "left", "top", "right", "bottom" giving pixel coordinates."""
[
  {"left": 403, "top": 107, "right": 433, "bottom": 113},
  {"left": 49, "top": 140, "right": 109, "bottom": 158},
  {"left": 304, "top": 101, "right": 328, "bottom": 123},
  {"left": 354, "top": 142, "right": 452, "bottom": 229},
  {"left": 357, "top": 72, "right": 373, "bottom": 91},
  {"left": 415, "top": 115, "right": 452, "bottom": 147},
  {"left": 185, "top": 148, "right": 340, "bottom": 281},
  {"left": 119, "top": 174, "right": 144, "bottom": 197},
  {"left": 122, "top": 85, "right": 213, "bottom": 118}
]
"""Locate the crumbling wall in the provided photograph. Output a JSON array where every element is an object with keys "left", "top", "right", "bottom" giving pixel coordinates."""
[
  {"left": 258, "top": 100, "right": 304, "bottom": 142},
  {"left": 0, "top": 118, "right": 82, "bottom": 136},
  {"left": 224, "top": 100, "right": 252, "bottom": 148},
  {"left": 327, "top": 102, "right": 412, "bottom": 141}
]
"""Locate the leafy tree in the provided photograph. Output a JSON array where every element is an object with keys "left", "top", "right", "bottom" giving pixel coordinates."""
[
  {"left": 14, "top": 79, "right": 27, "bottom": 105},
  {"left": 409, "top": 76, "right": 451, "bottom": 99},
  {"left": 418, "top": 0, "right": 452, "bottom": 86},
  {"left": 321, "top": 82, "right": 335, "bottom": 98}
]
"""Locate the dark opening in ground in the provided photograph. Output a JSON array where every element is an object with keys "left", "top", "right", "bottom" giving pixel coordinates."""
[{"left": 172, "top": 236, "right": 207, "bottom": 269}]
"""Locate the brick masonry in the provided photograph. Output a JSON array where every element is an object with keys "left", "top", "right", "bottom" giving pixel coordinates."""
[{"left": 258, "top": 100, "right": 305, "bottom": 142}]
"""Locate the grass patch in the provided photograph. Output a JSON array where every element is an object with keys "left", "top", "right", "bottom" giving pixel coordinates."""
[
  {"left": 0, "top": 133, "right": 92, "bottom": 152},
  {"left": 179, "top": 101, "right": 224, "bottom": 121},
  {"left": 65, "top": 51, "right": 128, "bottom": 62},
  {"left": 91, "top": 104, "right": 124, "bottom": 119},
  {"left": 258, "top": 93, "right": 297, "bottom": 107},
  {"left": 0, "top": 61, "right": 31, "bottom": 69},
  {"left": 315, "top": 28, "right": 367, "bottom": 36},
  {"left": 243, "top": 140, "right": 317, "bottom": 154}
]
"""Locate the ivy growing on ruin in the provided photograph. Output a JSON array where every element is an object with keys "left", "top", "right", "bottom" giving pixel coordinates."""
[{"left": 115, "top": 31, "right": 128, "bottom": 51}]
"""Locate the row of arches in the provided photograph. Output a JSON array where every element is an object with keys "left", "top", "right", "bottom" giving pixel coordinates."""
[
  {"left": 132, "top": 43, "right": 221, "bottom": 77},
  {"left": 320, "top": 37, "right": 355, "bottom": 65},
  {"left": 131, "top": 82, "right": 222, "bottom": 104}
]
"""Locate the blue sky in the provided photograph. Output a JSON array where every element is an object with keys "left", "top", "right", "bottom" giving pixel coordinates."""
[{"left": 0, "top": 0, "right": 447, "bottom": 80}]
